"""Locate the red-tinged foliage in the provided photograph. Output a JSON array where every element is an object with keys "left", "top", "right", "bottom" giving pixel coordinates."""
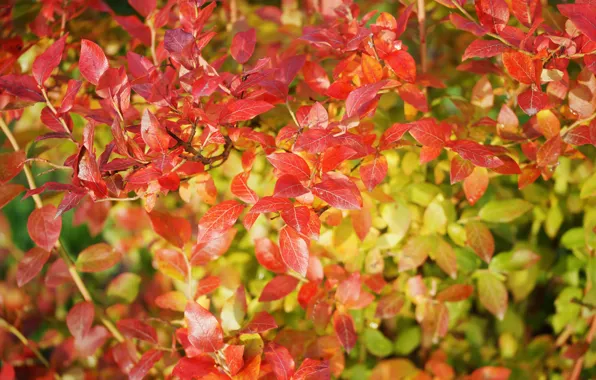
[
  {"left": 264, "top": 342, "right": 295, "bottom": 380},
  {"left": 231, "top": 28, "right": 256, "bottom": 64},
  {"left": 129, "top": 349, "right": 162, "bottom": 380},
  {"left": 148, "top": 210, "right": 191, "bottom": 248},
  {"left": 75, "top": 243, "right": 121, "bottom": 273},
  {"left": 465, "top": 222, "right": 495, "bottom": 263},
  {"left": 259, "top": 275, "right": 300, "bottom": 302},
  {"left": 332, "top": 311, "right": 358, "bottom": 353},
  {"left": 78, "top": 40, "right": 108, "bottom": 85},
  {"left": 32, "top": 34, "right": 67, "bottom": 85},
  {"left": 16, "top": 247, "right": 50, "bottom": 287},
  {"left": 0, "top": 151, "right": 26, "bottom": 183},
  {"left": 184, "top": 302, "right": 224, "bottom": 353},
  {"left": 279, "top": 225, "right": 310, "bottom": 276},
  {"left": 240, "top": 311, "right": 278, "bottom": 334},
  {"left": 1, "top": 0, "right": 596, "bottom": 377},
  {"left": 293, "top": 358, "right": 331, "bottom": 380},
  {"left": 27, "top": 205, "right": 61, "bottom": 252}
]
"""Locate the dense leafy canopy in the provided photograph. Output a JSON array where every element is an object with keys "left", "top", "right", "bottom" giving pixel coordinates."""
[{"left": 1, "top": 0, "right": 596, "bottom": 379}]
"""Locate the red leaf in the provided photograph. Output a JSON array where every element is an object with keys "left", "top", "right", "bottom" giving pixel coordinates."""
[
  {"left": 16, "top": 247, "right": 50, "bottom": 287},
  {"left": 475, "top": 0, "right": 510, "bottom": 33},
  {"left": 66, "top": 301, "right": 94, "bottom": 340},
  {"left": 240, "top": 311, "right": 278, "bottom": 334},
  {"left": 345, "top": 81, "right": 387, "bottom": 118},
  {"left": 563, "top": 125, "right": 592, "bottom": 146},
  {"left": 231, "top": 172, "right": 259, "bottom": 204},
  {"left": 184, "top": 302, "right": 224, "bottom": 352},
  {"left": 503, "top": 51, "right": 537, "bottom": 84},
  {"left": 264, "top": 342, "right": 295, "bottom": 380},
  {"left": 220, "top": 99, "right": 274, "bottom": 124},
  {"left": 173, "top": 356, "right": 218, "bottom": 379},
  {"left": 129, "top": 0, "right": 156, "bottom": 18},
  {"left": 0, "top": 183, "right": 25, "bottom": 210},
  {"left": 0, "top": 74, "right": 44, "bottom": 102},
  {"left": 558, "top": 4, "right": 596, "bottom": 43},
  {"left": 321, "top": 146, "right": 357, "bottom": 172},
  {"left": 197, "top": 276, "right": 221, "bottom": 296},
  {"left": 335, "top": 273, "right": 361, "bottom": 306},
  {"left": 191, "top": 229, "right": 236, "bottom": 265},
  {"left": 398, "top": 83, "right": 428, "bottom": 112},
  {"left": 436, "top": 284, "right": 475, "bottom": 302},
  {"left": 0, "top": 151, "right": 26, "bottom": 183},
  {"left": 361, "top": 54, "right": 383, "bottom": 84},
  {"left": 466, "top": 221, "right": 495, "bottom": 263},
  {"left": 250, "top": 196, "right": 293, "bottom": 214},
  {"left": 79, "top": 40, "right": 109, "bottom": 85},
  {"left": 231, "top": 28, "right": 256, "bottom": 64},
  {"left": 224, "top": 345, "right": 245, "bottom": 375},
  {"left": 267, "top": 152, "right": 311, "bottom": 181},
  {"left": 332, "top": 311, "right": 357, "bottom": 352},
  {"left": 360, "top": 154, "right": 388, "bottom": 192},
  {"left": 75, "top": 325, "right": 108, "bottom": 357},
  {"left": 303, "top": 61, "right": 330, "bottom": 94},
  {"left": 279, "top": 225, "right": 310, "bottom": 276},
  {"left": 294, "top": 359, "right": 330, "bottom": 380},
  {"left": 447, "top": 140, "right": 504, "bottom": 168},
  {"left": 312, "top": 175, "right": 362, "bottom": 210},
  {"left": 58, "top": 80, "right": 82, "bottom": 113},
  {"left": 518, "top": 164, "right": 541, "bottom": 189},
  {"left": 141, "top": 109, "right": 172, "bottom": 153},
  {"left": 518, "top": 88, "right": 548, "bottom": 116},
  {"left": 149, "top": 210, "right": 192, "bottom": 248},
  {"left": 27, "top": 205, "right": 61, "bottom": 252},
  {"left": 0, "top": 364, "right": 14, "bottom": 380},
  {"left": 32, "top": 34, "right": 67, "bottom": 85},
  {"left": 280, "top": 206, "right": 311, "bottom": 236},
  {"left": 259, "top": 275, "right": 300, "bottom": 301},
  {"left": 386, "top": 50, "right": 416, "bottom": 83},
  {"left": 116, "top": 319, "right": 158, "bottom": 344},
  {"left": 463, "top": 167, "right": 489, "bottom": 205},
  {"left": 273, "top": 175, "right": 309, "bottom": 198},
  {"left": 409, "top": 118, "right": 450, "bottom": 148},
  {"left": 380, "top": 123, "right": 411, "bottom": 150},
  {"left": 511, "top": 0, "right": 541, "bottom": 27},
  {"left": 462, "top": 40, "right": 507, "bottom": 60},
  {"left": 450, "top": 13, "right": 488, "bottom": 36},
  {"left": 255, "top": 238, "right": 287, "bottom": 273},
  {"left": 196, "top": 200, "right": 244, "bottom": 245},
  {"left": 536, "top": 135, "right": 562, "bottom": 167},
  {"left": 450, "top": 156, "right": 475, "bottom": 184},
  {"left": 129, "top": 349, "right": 162, "bottom": 380}
]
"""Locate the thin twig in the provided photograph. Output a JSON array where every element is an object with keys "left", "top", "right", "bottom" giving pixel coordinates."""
[
  {"left": 0, "top": 317, "right": 50, "bottom": 368},
  {"left": 417, "top": 0, "right": 427, "bottom": 74}
]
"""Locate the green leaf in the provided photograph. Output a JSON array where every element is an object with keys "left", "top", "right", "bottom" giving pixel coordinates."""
[
  {"left": 580, "top": 172, "right": 596, "bottom": 199},
  {"left": 477, "top": 271, "right": 508, "bottom": 320},
  {"left": 76, "top": 243, "right": 121, "bottom": 273},
  {"left": 394, "top": 325, "right": 421, "bottom": 355},
  {"left": 479, "top": 199, "right": 533, "bottom": 223},
  {"left": 363, "top": 328, "right": 393, "bottom": 357},
  {"left": 107, "top": 273, "right": 141, "bottom": 303}
]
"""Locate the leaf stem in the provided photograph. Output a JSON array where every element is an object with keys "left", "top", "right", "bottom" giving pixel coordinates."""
[
  {"left": 417, "top": 0, "right": 427, "bottom": 74},
  {"left": 0, "top": 317, "right": 50, "bottom": 368}
]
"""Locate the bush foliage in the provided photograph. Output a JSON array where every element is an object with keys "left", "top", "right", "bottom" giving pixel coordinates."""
[{"left": 1, "top": 0, "right": 596, "bottom": 378}]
